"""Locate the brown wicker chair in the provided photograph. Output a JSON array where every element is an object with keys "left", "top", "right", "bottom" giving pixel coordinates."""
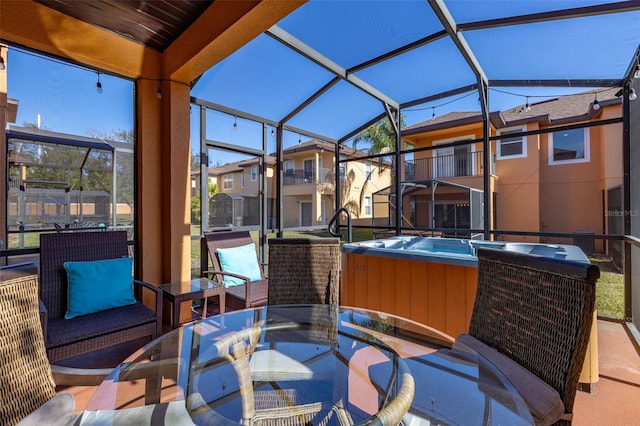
[
  {"left": 39, "top": 231, "right": 162, "bottom": 364},
  {"left": 201, "top": 230, "right": 268, "bottom": 311},
  {"left": 267, "top": 237, "right": 341, "bottom": 305},
  {"left": 0, "top": 263, "right": 79, "bottom": 426},
  {"left": 464, "top": 248, "right": 599, "bottom": 425}
]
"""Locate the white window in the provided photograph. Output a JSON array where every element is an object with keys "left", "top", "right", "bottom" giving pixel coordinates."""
[
  {"left": 223, "top": 174, "right": 233, "bottom": 190},
  {"left": 549, "top": 128, "right": 589, "bottom": 165},
  {"left": 303, "top": 159, "right": 315, "bottom": 182},
  {"left": 365, "top": 162, "right": 372, "bottom": 181},
  {"left": 497, "top": 127, "right": 527, "bottom": 159},
  {"left": 241, "top": 171, "right": 245, "bottom": 188},
  {"left": 339, "top": 163, "right": 346, "bottom": 179},
  {"left": 285, "top": 160, "right": 294, "bottom": 176},
  {"left": 364, "top": 195, "right": 372, "bottom": 216},
  {"left": 251, "top": 166, "right": 258, "bottom": 181}
]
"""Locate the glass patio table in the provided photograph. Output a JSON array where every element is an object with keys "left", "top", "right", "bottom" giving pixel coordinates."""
[{"left": 82, "top": 305, "right": 534, "bottom": 425}]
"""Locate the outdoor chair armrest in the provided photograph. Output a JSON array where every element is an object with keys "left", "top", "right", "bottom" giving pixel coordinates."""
[
  {"left": 133, "top": 279, "right": 163, "bottom": 337},
  {"left": 203, "top": 271, "right": 253, "bottom": 304},
  {"left": 39, "top": 299, "right": 48, "bottom": 343},
  {"left": 259, "top": 262, "right": 268, "bottom": 279},
  {"left": 51, "top": 365, "right": 113, "bottom": 387},
  {"left": 202, "top": 270, "right": 250, "bottom": 284}
]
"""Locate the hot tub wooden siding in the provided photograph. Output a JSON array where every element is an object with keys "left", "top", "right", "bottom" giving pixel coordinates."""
[
  {"left": 341, "top": 250, "right": 599, "bottom": 386},
  {"left": 341, "top": 252, "right": 478, "bottom": 339}
]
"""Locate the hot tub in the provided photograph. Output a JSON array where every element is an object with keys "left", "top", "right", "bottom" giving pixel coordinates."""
[
  {"left": 342, "top": 236, "right": 590, "bottom": 268},
  {"left": 340, "top": 236, "right": 591, "bottom": 337},
  {"left": 340, "top": 235, "right": 597, "bottom": 385}
]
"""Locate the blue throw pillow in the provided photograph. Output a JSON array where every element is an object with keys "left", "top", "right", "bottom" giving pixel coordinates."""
[
  {"left": 216, "top": 243, "right": 262, "bottom": 287},
  {"left": 64, "top": 257, "right": 136, "bottom": 319}
]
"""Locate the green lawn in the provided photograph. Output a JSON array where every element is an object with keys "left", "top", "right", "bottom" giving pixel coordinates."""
[{"left": 590, "top": 256, "right": 625, "bottom": 320}]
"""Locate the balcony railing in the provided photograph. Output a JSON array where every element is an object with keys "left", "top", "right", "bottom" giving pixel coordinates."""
[
  {"left": 283, "top": 167, "right": 333, "bottom": 185},
  {"left": 405, "top": 151, "right": 485, "bottom": 180}
]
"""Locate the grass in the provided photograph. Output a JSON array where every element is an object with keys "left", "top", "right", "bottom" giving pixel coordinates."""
[{"left": 590, "top": 256, "right": 625, "bottom": 320}]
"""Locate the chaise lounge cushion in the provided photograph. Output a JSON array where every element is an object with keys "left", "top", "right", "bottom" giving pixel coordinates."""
[
  {"left": 64, "top": 257, "right": 136, "bottom": 319},
  {"left": 453, "top": 334, "right": 564, "bottom": 426}
]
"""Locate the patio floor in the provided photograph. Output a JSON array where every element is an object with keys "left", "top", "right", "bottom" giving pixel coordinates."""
[{"left": 56, "top": 318, "right": 640, "bottom": 424}]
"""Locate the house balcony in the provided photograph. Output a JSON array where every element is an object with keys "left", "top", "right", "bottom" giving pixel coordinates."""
[
  {"left": 283, "top": 168, "right": 335, "bottom": 196},
  {"left": 283, "top": 167, "right": 334, "bottom": 186},
  {"left": 405, "top": 151, "right": 494, "bottom": 181}
]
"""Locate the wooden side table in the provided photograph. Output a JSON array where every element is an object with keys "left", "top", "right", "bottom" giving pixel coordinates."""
[{"left": 159, "top": 278, "right": 225, "bottom": 329}]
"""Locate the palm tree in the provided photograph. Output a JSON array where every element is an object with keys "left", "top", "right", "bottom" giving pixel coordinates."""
[
  {"left": 351, "top": 115, "right": 405, "bottom": 154},
  {"left": 350, "top": 115, "right": 406, "bottom": 219}
]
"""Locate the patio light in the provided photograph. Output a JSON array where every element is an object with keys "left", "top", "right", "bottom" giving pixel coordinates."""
[
  {"left": 592, "top": 93, "right": 600, "bottom": 110},
  {"left": 525, "top": 97, "right": 531, "bottom": 112},
  {"left": 233, "top": 116, "right": 238, "bottom": 130},
  {"left": 634, "top": 63, "right": 640, "bottom": 79},
  {"left": 96, "top": 73, "right": 103, "bottom": 94},
  {"left": 630, "top": 89, "right": 637, "bottom": 101},
  {"left": 156, "top": 81, "right": 162, "bottom": 99}
]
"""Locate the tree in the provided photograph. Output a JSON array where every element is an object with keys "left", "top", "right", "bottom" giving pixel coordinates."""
[
  {"left": 351, "top": 115, "right": 405, "bottom": 155},
  {"left": 349, "top": 115, "right": 406, "bottom": 218},
  {"left": 86, "top": 129, "right": 134, "bottom": 218},
  {"left": 208, "top": 181, "right": 219, "bottom": 199}
]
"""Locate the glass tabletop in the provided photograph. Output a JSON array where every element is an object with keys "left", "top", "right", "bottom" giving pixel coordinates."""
[
  {"left": 83, "top": 305, "right": 533, "bottom": 425},
  {"left": 158, "top": 278, "right": 224, "bottom": 297}
]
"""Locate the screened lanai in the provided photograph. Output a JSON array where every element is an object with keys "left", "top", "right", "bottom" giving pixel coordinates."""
[
  {"left": 186, "top": 0, "right": 640, "bottom": 327},
  {"left": 1, "top": 1, "right": 640, "bottom": 326}
]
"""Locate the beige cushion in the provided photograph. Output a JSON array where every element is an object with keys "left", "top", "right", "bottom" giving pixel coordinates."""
[
  {"left": 16, "top": 392, "right": 79, "bottom": 426},
  {"left": 454, "top": 334, "right": 564, "bottom": 426},
  {"left": 78, "top": 401, "right": 195, "bottom": 426},
  {"left": 249, "top": 349, "right": 315, "bottom": 381}
]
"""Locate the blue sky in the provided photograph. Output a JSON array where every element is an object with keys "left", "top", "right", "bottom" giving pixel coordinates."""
[
  {"left": 6, "top": 1, "right": 640, "bottom": 151},
  {"left": 7, "top": 49, "right": 134, "bottom": 138}
]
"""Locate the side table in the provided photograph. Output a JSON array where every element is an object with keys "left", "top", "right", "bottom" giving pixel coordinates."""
[{"left": 158, "top": 278, "right": 225, "bottom": 329}]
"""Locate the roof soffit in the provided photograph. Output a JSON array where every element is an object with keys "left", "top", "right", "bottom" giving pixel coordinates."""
[{"left": 0, "top": 1, "right": 161, "bottom": 79}]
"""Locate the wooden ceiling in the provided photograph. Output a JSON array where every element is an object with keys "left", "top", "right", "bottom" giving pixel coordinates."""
[{"left": 34, "top": 0, "right": 214, "bottom": 52}]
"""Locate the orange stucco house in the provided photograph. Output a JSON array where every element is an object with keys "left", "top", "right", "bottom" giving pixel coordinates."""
[{"left": 400, "top": 88, "right": 623, "bottom": 257}]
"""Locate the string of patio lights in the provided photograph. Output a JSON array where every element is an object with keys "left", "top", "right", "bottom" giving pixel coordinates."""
[
  {"left": 404, "top": 79, "right": 638, "bottom": 122},
  {"left": 1, "top": 45, "right": 191, "bottom": 100}
]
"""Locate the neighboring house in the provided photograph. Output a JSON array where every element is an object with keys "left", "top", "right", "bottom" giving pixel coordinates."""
[
  {"left": 205, "top": 158, "right": 267, "bottom": 228},
  {"left": 206, "top": 140, "right": 391, "bottom": 229},
  {"left": 190, "top": 168, "right": 218, "bottom": 199},
  {"left": 400, "top": 88, "right": 623, "bottom": 255}
]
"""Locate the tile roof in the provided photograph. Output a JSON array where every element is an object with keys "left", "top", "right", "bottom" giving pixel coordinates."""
[{"left": 403, "top": 88, "right": 622, "bottom": 135}]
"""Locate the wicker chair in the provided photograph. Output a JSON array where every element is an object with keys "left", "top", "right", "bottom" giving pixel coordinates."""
[
  {"left": 39, "top": 231, "right": 162, "bottom": 364},
  {"left": 464, "top": 248, "right": 599, "bottom": 425},
  {"left": 201, "top": 230, "right": 268, "bottom": 311},
  {"left": 267, "top": 238, "right": 341, "bottom": 305},
  {"left": 0, "top": 263, "right": 79, "bottom": 426}
]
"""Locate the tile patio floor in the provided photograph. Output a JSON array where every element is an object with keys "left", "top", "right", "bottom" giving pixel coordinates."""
[{"left": 56, "top": 318, "right": 640, "bottom": 424}]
